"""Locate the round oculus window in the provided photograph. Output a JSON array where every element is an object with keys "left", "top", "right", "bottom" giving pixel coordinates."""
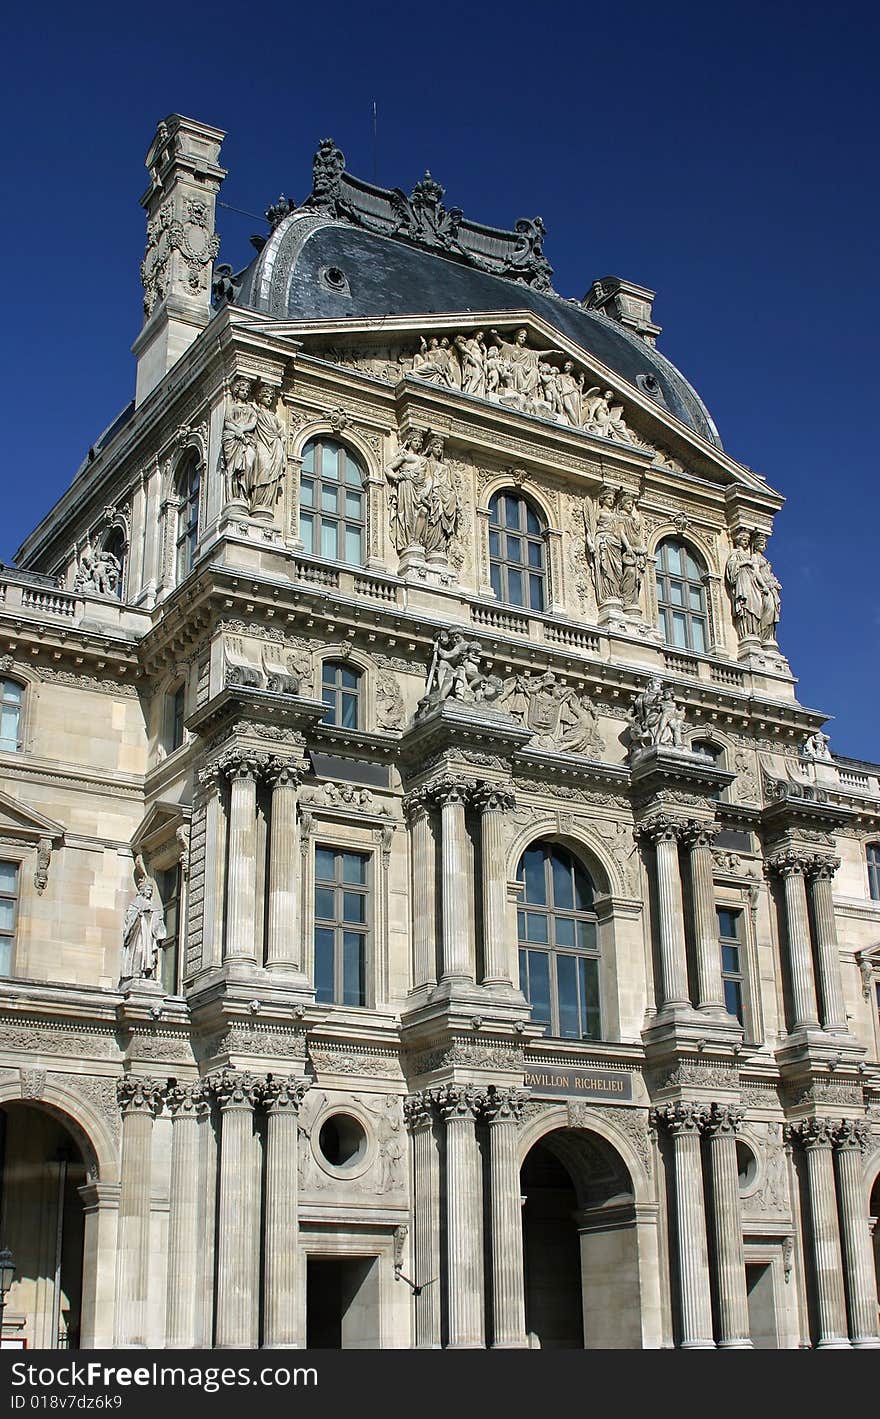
[{"left": 318, "top": 1112, "right": 367, "bottom": 1170}]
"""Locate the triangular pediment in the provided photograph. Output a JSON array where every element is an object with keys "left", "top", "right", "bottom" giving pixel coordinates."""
[
  {"left": 0, "top": 789, "right": 64, "bottom": 842},
  {"left": 131, "top": 799, "right": 190, "bottom": 856}
]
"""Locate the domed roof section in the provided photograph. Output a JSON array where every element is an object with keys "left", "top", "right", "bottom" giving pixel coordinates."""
[{"left": 228, "top": 143, "right": 721, "bottom": 449}]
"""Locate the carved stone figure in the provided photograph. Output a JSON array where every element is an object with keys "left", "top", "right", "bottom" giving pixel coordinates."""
[
  {"left": 582, "top": 388, "right": 634, "bottom": 443},
  {"left": 74, "top": 542, "right": 122, "bottom": 597},
  {"left": 454, "top": 330, "right": 487, "bottom": 396},
  {"left": 250, "top": 383, "right": 286, "bottom": 512},
  {"left": 420, "top": 631, "right": 501, "bottom": 710},
  {"left": 120, "top": 858, "right": 167, "bottom": 982},
  {"left": 489, "top": 327, "right": 560, "bottom": 405},
  {"left": 725, "top": 528, "right": 782, "bottom": 644},
  {"left": 615, "top": 491, "right": 648, "bottom": 606},
  {"left": 802, "top": 730, "right": 832, "bottom": 761},
  {"left": 411, "top": 336, "right": 458, "bottom": 387},
  {"left": 584, "top": 488, "right": 624, "bottom": 604},
  {"left": 220, "top": 377, "right": 257, "bottom": 506},
  {"left": 422, "top": 435, "right": 460, "bottom": 558},
  {"left": 385, "top": 430, "right": 431, "bottom": 552},
  {"left": 497, "top": 671, "right": 603, "bottom": 755},
  {"left": 628, "top": 678, "right": 686, "bottom": 754},
  {"left": 555, "top": 360, "right": 584, "bottom": 426},
  {"left": 308, "top": 139, "right": 346, "bottom": 214}
]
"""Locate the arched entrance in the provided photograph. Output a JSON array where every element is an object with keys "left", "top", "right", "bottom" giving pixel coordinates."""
[
  {"left": 520, "top": 1126, "right": 639, "bottom": 1349},
  {"left": 0, "top": 1103, "right": 88, "bottom": 1348}
]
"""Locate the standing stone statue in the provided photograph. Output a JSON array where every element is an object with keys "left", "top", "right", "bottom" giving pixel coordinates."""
[
  {"left": 556, "top": 360, "right": 585, "bottom": 426},
  {"left": 220, "top": 377, "right": 258, "bottom": 506},
  {"left": 385, "top": 430, "right": 431, "bottom": 552},
  {"left": 725, "top": 528, "right": 782, "bottom": 645},
  {"left": 751, "top": 531, "right": 781, "bottom": 642},
  {"left": 584, "top": 488, "right": 624, "bottom": 604},
  {"left": 454, "top": 331, "right": 487, "bottom": 396},
  {"left": 250, "top": 383, "right": 286, "bottom": 513},
  {"left": 423, "top": 435, "right": 460, "bottom": 558},
  {"left": 120, "top": 858, "right": 167, "bottom": 983},
  {"left": 616, "top": 490, "right": 648, "bottom": 606}
]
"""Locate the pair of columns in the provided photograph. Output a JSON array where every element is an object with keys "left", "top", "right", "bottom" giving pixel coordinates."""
[
  {"left": 765, "top": 850, "right": 847, "bottom": 1032},
  {"left": 404, "top": 1085, "right": 528, "bottom": 1349},
  {"left": 652, "top": 1102, "right": 751, "bottom": 1349},
  {"left": 636, "top": 814, "right": 730, "bottom": 1015},
  {"left": 406, "top": 779, "right": 516, "bottom": 990},
  {"left": 115, "top": 1070, "right": 310, "bottom": 1349},
  {"left": 785, "top": 1117, "right": 879, "bottom": 1348},
  {"left": 204, "top": 750, "right": 304, "bottom": 970}
]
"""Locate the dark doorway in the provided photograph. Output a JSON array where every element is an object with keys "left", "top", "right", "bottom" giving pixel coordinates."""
[
  {"left": 521, "top": 1143, "right": 583, "bottom": 1348},
  {"left": 305, "top": 1256, "right": 379, "bottom": 1349},
  {"left": 746, "top": 1262, "right": 778, "bottom": 1348}
]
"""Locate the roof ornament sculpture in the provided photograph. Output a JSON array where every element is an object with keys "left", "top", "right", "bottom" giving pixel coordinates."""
[{"left": 298, "top": 139, "right": 553, "bottom": 291}]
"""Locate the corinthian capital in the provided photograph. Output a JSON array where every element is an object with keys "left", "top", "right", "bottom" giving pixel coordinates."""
[
  {"left": 784, "top": 1117, "right": 835, "bottom": 1150},
  {"left": 804, "top": 854, "right": 841, "bottom": 882},
  {"left": 701, "top": 1102, "right": 744, "bottom": 1138},
  {"left": 764, "top": 848, "right": 811, "bottom": 880},
  {"left": 263, "top": 1074, "right": 310, "bottom": 1112},
  {"left": 117, "top": 1076, "right": 165, "bottom": 1116},
  {"left": 206, "top": 1068, "right": 264, "bottom": 1110},
  {"left": 650, "top": 1101, "right": 705, "bottom": 1136},
  {"left": 264, "top": 756, "right": 306, "bottom": 789},
  {"left": 679, "top": 819, "right": 720, "bottom": 851},
  {"left": 403, "top": 1091, "right": 436, "bottom": 1131},
  {"left": 165, "top": 1079, "right": 211, "bottom": 1118},
  {"left": 218, "top": 749, "right": 263, "bottom": 783},
  {"left": 433, "top": 1083, "right": 486, "bottom": 1121},
  {"left": 482, "top": 1086, "right": 529, "bottom": 1123},
  {"left": 427, "top": 776, "right": 476, "bottom": 809},
  {"left": 473, "top": 784, "right": 517, "bottom": 814},
  {"left": 635, "top": 812, "right": 683, "bottom": 847},
  {"left": 831, "top": 1118, "right": 870, "bottom": 1153}
]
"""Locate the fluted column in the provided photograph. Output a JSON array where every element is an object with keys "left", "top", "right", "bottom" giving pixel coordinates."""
[
  {"left": 682, "top": 821, "right": 727, "bottom": 1014},
  {"left": 476, "top": 787, "right": 516, "bottom": 986},
  {"left": 787, "top": 1119, "right": 850, "bottom": 1348},
  {"left": 484, "top": 1088, "right": 528, "bottom": 1348},
  {"left": 702, "top": 1104, "right": 751, "bottom": 1348},
  {"left": 263, "top": 1076, "right": 310, "bottom": 1347},
  {"left": 405, "top": 792, "right": 435, "bottom": 990},
  {"left": 222, "top": 752, "right": 260, "bottom": 963},
  {"left": 165, "top": 1081, "right": 210, "bottom": 1347},
  {"left": 638, "top": 815, "right": 691, "bottom": 1009},
  {"left": 211, "top": 1070, "right": 263, "bottom": 1348},
  {"left": 266, "top": 759, "right": 304, "bottom": 971},
  {"left": 114, "top": 1078, "right": 163, "bottom": 1347},
  {"left": 653, "top": 1103, "right": 714, "bottom": 1348},
  {"left": 833, "top": 1120, "right": 880, "bottom": 1347},
  {"left": 806, "top": 856, "right": 848, "bottom": 1033},
  {"left": 437, "top": 1085, "right": 485, "bottom": 1347},
  {"left": 199, "top": 763, "right": 227, "bottom": 970},
  {"left": 434, "top": 780, "right": 474, "bottom": 982},
  {"left": 404, "top": 1094, "right": 442, "bottom": 1347},
  {"left": 766, "top": 850, "right": 820, "bottom": 1029}
]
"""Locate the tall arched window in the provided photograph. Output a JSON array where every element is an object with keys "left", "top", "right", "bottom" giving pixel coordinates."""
[
  {"left": 300, "top": 438, "right": 366, "bottom": 566},
  {"left": 656, "top": 538, "right": 708, "bottom": 652},
  {"left": 516, "top": 840, "right": 600, "bottom": 1039},
  {"left": 175, "top": 456, "right": 201, "bottom": 584},
  {"left": 0, "top": 680, "right": 24, "bottom": 753},
  {"left": 321, "top": 660, "right": 362, "bottom": 729},
  {"left": 489, "top": 490, "right": 546, "bottom": 611},
  {"left": 692, "top": 738, "right": 723, "bottom": 801}
]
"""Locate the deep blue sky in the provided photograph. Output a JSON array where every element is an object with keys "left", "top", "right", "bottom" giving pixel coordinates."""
[{"left": 2, "top": 1, "right": 877, "bottom": 757}]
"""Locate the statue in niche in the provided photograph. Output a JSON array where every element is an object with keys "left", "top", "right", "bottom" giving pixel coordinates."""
[
  {"left": 489, "top": 327, "right": 560, "bottom": 404},
  {"left": 583, "top": 388, "right": 635, "bottom": 443},
  {"left": 496, "top": 670, "right": 604, "bottom": 755},
  {"left": 454, "top": 331, "right": 487, "bottom": 396},
  {"left": 628, "top": 677, "right": 686, "bottom": 754},
  {"left": 220, "top": 376, "right": 258, "bottom": 505},
  {"left": 385, "top": 429, "right": 431, "bottom": 551},
  {"left": 74, "top": 541, "right": 121, "bottom": 597},
  {"left": 421, "top": 630, "right": 502, "bottom": 710},
  {"left": 616, "top": 491, "right": 648, "bottom": 605},
  {"left": 250, "top": 383, "right": 286, "bottom": 512},
  {"left": 584, "top": 488, "right": 624, "bottom": 604},
  {"left": 725, "top": 528, "right": 782, "bottom": 644},
  {"left": 120, "top": 856, "right": 167, "bottom": 983}
]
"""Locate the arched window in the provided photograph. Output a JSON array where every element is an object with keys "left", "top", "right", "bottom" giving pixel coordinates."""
[
  {"left": 0, "top": 679, "right": 24, "bottom": 753},
  {"left": 516, "top": 840, "right": 600, "bottom": 1039},
  {"left": 175, "top": 456, "right": 201, "bottom": 583},
  {"left": 489, "top": 490, "right": 546, "bottom": 611},
  {"left": 101, "top": 527, "right": 126, "bottom": 599},
  {"left": 300, "top": 438, "right": 366, "bottom": 566},
  {"left": 692, "top": 738, "right": 723, "bottom": 801},
  {"left": 656, "top": 538, "right": 708, "bottom": 652},
  {"left": 321, "top": 660, "right": 362, "bottom": 729}
]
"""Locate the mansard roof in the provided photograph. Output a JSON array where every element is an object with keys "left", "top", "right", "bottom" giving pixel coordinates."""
[{"left": 227, "top": 141, "right": 722, "bottom": 450}]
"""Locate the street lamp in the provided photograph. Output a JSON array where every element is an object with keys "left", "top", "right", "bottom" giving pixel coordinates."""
[{"left": 0, "top": 1247, "right": 15, "bottom": 1347}]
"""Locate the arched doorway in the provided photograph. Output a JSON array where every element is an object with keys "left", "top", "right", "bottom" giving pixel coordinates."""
[
  {"left": 0, "top": 1103, "right": 88, "bottom": 1348},
  {"left": 520, "top": 1126, "right": 639, "bottom": 1349},
  {"left": 871, "top": 1170, "right": 880, "bottom": 1324}
]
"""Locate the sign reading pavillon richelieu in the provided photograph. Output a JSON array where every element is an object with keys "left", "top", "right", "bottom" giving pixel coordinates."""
[{"left": 523, "top": 1067, "right": 634, "bottom": 1101}]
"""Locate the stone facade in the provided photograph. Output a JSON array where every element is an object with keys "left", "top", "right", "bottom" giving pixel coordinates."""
[{"left": 0, "top": 115, "right": 879, "bottom": 1351}]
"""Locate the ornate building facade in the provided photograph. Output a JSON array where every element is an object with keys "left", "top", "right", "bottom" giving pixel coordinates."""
[{"left": 1, "top": 113, "right": 879, "bottom": 1351}]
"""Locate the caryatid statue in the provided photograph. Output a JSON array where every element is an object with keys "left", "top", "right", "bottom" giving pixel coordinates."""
[
  {"left": 220, "top": 376, "right": 258, "bottom": 506},
  {"left": 250, "top": 383, "right": 286, "bottom": 513},
  {"left": 584, "top": 487, "right": 624, "bottom": 604},
  {"left": 120, "top": 857, "right": 167, "bottom": 983},
  {"left": 385, "top": 429, "right": 431, "bottom": 553},
  {"left": 725, "top": 527, "right": 783, "bottom": 645},
  {"left": 616, "top": 490, "right": 648, "bottom": 606},
  {"left": 422, "top": 434, "right": 461, "bottom": 558}
]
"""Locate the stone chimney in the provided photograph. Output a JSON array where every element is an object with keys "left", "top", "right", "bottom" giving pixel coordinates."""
[
  {"left": 582, "top": 276, "right": 662, "bottom": 345},
  {"left": 132, "top": 114, "right": 227, "bottom": 407}
]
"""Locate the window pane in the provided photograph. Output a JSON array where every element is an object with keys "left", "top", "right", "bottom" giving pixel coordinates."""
[
  {"left": 341, "top": 693, "right": 358, "bottom": 728},
  {"left": 507, "top": 568, "right": 524, "bottom": 605},
  {"left": 527, "top": 951, "right": 551, "bottom": 1026},
  {"left": 314, "top": 927, "right": 335, "bottom": 1002},
  {"left": 686, "top": 553, "right": 702, "bottom": 581},
  {"left": 321, "top": 520, "right": 338, "bottom": 560},
  {"left": 302, "top": 443, "right": 315, "bottom": 474},
  {"left": 555, "top": 915, "right": 576, "bottom": 947},
  {"left": 0, "top": 707, "right": 19, "bottom": 747},
  {"left": 505, "top": 498, "right": 520, "bottom": 530},
  {"left": 342, "top": 853, "right": 367, "bottom": 885},
  {"left": 315, "top": 886, "right": 336, "bottom": 921},
  {"left": 322, "top": 663, "right": 338, "bottom": 686},
  {"left": 2, "top": 682, "right": 22, "bottom": 704},
  {"left": 526, "top": 506, "right": 541, "bottom": 536},
  {"left": 550, "top": 851, "right": 574, "bottom": 909},
  {"left": 557, "top": 954, "right": 579, "bottom": 1038},
  {"left": 671, "top": 612, "right": 687, "bottom": 647},
  {"left": 722, "top": 943, "right": 741, "bottom": 974},
  {"left": 340, "top": 668, "right": 359, "bottom": 689},
  {"left": 0, "top": 900, "right": 15, "bottom": 931},
  {"left": 688, "top": 585, "right": 704, "bottom": 612},
  {"left": 669, "top": 580, "right": 685, "bottom": 607},
  {"left": 529, "top": 575, "right": 544, "bottom": 612},
  {"left": 0, "top": 862, "right": 18, "bottom": 894},
  {"left": 691, "top": 619, "right": 706, "bottom": 653},
  {"left": 581, "top": 956, "right": 601, "bottom": 1038},
  {"left": 343, "top": 891, "right": 366, "bottom": 924},
  {"left": 489, "top": 493, "right": 501, "bottom": 523},
  {"left": 520, "top": 848, "right": 546, "bottom": 904},
  {"left": 345, "top": 491, "right": 362, "bottom": 518},
  {"left": 344, "top": 526, "right": 363, "bottom": 565},
  {"left": 0, "top": 938, "right": 11, "bottom": 977},
  {"left": 665, "top": 543, "right": 683, "bottom": 575},
  {"left": 321, "top": 445, "right": 339, "bottom": 480},
  {"left": 574, "top": 864, "right": 594, "bottom": 912},
  {"left": 506, "top": 535, "right": 522, "bottom": 564},
  {"left": 525, "top": 912, "right": 549, "bottom": 944},
  {"left": 718, "top": 909, "right": 740, "bottom": 939},
  {"left": 519, "top": 949, "right": 528, "bottom": 995},
  {"left": 490, "top": 563, "right": 502, "bottom": 599},
  {"left": 489, "top": 529, "right": 501, "bottom": 558},
  {"left": 321, "top": 485, "right": 339, "bottom": 514},
  {"left": 577, "top": 918, "right": 598, "bottom": 951},
  {"left": 527, "top": 540, "right": 543, "bottom": 569},
  {"left": 342, "top": 931, "right": 365, "bottom": 1006},
  {"left": 344, "top": 458, "right": 363, "bottom": 488},
  {"left": 659, "top": 607, "right": 669, "bottom": 641},
  {"left": 724, "top": 979, "right": 743, "bottom": 1022},
  {"left": 315, "top": 847, "right": 336, "bottom": 880},
  {"left": 321, "top": 689, "right": 337, "bottom": 724},
  {"left": 299, "top": 512, "right": 314, "bottom": 553},
  {"left": 300, "top": 478, "right": 314, "bottom": 508}
]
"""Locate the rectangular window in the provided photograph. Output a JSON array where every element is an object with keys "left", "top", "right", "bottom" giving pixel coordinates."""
[
  {"left": 718, "top": 906, "right": 745, "bottom": 1025},
  {"left": 169, "top": 685, "right": 186, "bottom": 752},
  {"left": 0, "top": 861, "right": 19, "bottom": 977},
  {"left": 157, "top": 866, "right": 181, "bottom": 994},
  {"left": 867, "top": 845, "right": 880, "bottom": 902},
  {"left": 314, "top": 847, "right": 369, "bottom": 1006}
]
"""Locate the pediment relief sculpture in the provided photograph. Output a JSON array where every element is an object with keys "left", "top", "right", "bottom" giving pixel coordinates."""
[
  {"left": 223, "top": 636, "right": 304, "bottom": 696},
  {"left": 220, "top": 378, "right": 286, "bottom": 517},
  {"left": 299, "top": 780, "right": 392, "bottom": 816},
  {"left": 495, "top": 671, "right": 604, "bottom": 756},
  {"left": 419, "top": 631, "right": 504, "bottom": 714}
]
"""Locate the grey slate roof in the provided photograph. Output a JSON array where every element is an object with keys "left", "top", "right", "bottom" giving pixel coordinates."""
[{"left": 232, "top": 214, "right": 721, "bottom": 448}]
